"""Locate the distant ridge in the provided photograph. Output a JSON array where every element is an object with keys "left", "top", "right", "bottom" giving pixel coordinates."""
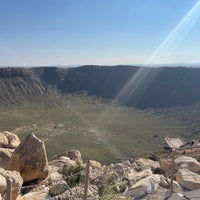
[{"left": 1, "top": 65, "right": 200, "bottom": 108}]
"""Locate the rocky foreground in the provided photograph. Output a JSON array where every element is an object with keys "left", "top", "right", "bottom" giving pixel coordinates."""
[{"left": 1, "top": 132, "right": 200, "bottom": 200}]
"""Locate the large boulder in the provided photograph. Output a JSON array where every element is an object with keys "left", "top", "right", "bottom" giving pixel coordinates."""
[
  {"left": 53, "top": 150, "right": 83, "bottom": 165},
  {"left": 168, "top": 190, "right": 200, "bottom": 200},
  {"left": 160, "top": 156, "right": 200, "bottom": 175},
  {"left": 6, "top": 133, "right": 49, "bottom": 183},
  {"left": 183, "top": 189, "right": 200, "bottom": 199},
  {"left": 4, "top": 131, "right": 20, "bottom": 149},
  {"left": 22, "top": 186, "right": 50, "bottom": 200},
  {"left": 175, "top": 156, "right": 200, "bottom": 174},
  {"left": 135, "top": 158, "right": 160, "bottom": 171},
  {"left": 0, "top": 148, "right": 14, "bottom": 168},
  {"left": 49, "top": 180, "right": 69, "bottom": 197},
  {"left": 128, "top": 169, "right": 153, "bottom": 184},
  {"left": 159, "top": 175, "right": 183, "bottom": 193},
  {"left": 89, "top": 160, "right": 101, "bottom": 169},
  {"left": 0, "top": 168, "right": 23, "bottom": 200},
  {"left": 124, "top": 174, "right": 161, "bottom": 199},
  {"left": 0, "top": 131, "right": 20, "bottom": 149},
  {"left": 176, "top": 168, "right": 200, "bottom": 190},
  {"left": 67, "top": 150, "right": 83, "bottom": 165},
  {"left": 49, "top": 156, "right": 77, "bottom": 169}
]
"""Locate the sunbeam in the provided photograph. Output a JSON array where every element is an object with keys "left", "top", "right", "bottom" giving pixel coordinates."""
[
  {"left": 113, "top": 0, "right": 200, "bottom": 104},
  {"left": 115, "top": 67, "right": 148, "bottom": 103},
  {"left": 146, "top": 0, "right": 200, "bottom": 64},
  {"left": 96, "top": 0, "right": 200, "bottom": 148}
]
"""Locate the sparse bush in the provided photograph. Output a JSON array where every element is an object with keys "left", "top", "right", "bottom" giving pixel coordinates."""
[
  {"left": 62, "top": 165, "right": 85, "bottom": 187},
  {"left": 66, "top": 173, "right": 84, "bottom": 187}
]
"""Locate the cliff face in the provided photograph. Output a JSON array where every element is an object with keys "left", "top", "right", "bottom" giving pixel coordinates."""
[
  {"left": 0, "top": 68, "right": 45, "bottom": 104},
  {"left": 1, "top": 65, "right": 200, "bottom": 108}
]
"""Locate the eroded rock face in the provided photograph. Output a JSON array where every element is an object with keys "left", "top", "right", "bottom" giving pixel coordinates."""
[
  {"left": 0, "top": 168, "right": 23, "bottom": 200},
  {"left": 176, "top": 168, "right": 200, "bottom": 190},
  {"left": 6, "top": 133, "right": 48, "bottom": 183}
]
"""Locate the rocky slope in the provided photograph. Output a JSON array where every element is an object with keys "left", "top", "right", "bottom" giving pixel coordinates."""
[
  {"left": 1, "top": 66, "right": 200, "bottom": 108},
  {"left": 1, "top": 132, "right": 200, "bottom": 199},
  {"left": 0, "top": 68, "right": 45, "bottom": 105}
]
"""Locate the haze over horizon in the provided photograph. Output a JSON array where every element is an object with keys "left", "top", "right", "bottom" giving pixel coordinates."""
[{"left": 1, "top": 0, "right": 200, "bottom": 66}]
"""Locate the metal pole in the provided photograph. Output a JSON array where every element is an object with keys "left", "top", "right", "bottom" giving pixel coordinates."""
[
  {"left": 6, "top": 177, "right": 13, "bottom": 200},
  {"left": 169, "top": 149, "right": 176, "bottom": 197},
  {"left": 84, "top": 160, "right": 90, "bottom": 200}
]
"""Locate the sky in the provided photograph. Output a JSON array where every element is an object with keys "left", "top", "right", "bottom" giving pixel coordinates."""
[{"left": 0, "top": 0, "right": 200, "bottom": 66}]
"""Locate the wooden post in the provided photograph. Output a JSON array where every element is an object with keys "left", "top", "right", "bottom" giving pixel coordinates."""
[
  {"left": 169, "top": 149, "right": 176, "bottom": 197},
  {"left": 6, "top": 177, "right": 13, "bottom": 200},
  {"left": 84, "top": 160, "right": 90, "bottom": 200}
]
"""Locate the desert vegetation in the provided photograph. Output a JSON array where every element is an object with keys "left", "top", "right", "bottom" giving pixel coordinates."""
[{"left": 0, "top": 93, "right": 189, "bottom": 163}]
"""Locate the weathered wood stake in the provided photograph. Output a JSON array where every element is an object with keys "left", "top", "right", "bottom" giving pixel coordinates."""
[
  {"left": 6, "top": 177, "right": 13, "bottom": 200},
  {"left": 169, "top": 149, "right": 176, "bottom": 197},
  {"left": 84, "top": 160, "right": 90, "bottom": 200}
]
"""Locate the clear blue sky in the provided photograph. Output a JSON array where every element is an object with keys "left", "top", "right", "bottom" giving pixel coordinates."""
[{"left": 0, "top": 0, "right": 200, "bottom": 66}]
